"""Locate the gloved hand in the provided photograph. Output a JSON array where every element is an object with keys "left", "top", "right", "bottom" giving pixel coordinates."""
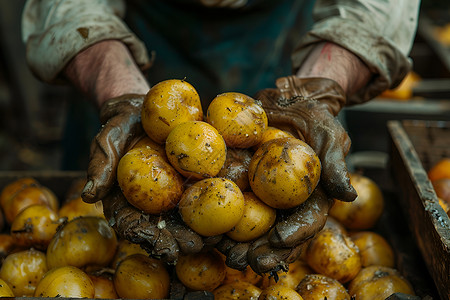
[
  {"left": 103, "top": 185, "right": 204, "bottom": 263},
  {"left": 80, "top": 94, "right": 205, "bottom": 263},
  {"left": 217, "top": 185, "right": 333, "bottom": 274},
  {"left": 254, "top": 76, "right": 357, "bottom": 202},
  {"left": 82, "top": 94, "right": 146, "bottom": 204}
]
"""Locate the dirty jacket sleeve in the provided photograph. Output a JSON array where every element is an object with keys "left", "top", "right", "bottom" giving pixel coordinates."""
[
  {"left": 21, "top": 0, "right": 149, "bottom": 83},
  {"left": 292, "top": 0, "right": 421, "bottom": 104}
]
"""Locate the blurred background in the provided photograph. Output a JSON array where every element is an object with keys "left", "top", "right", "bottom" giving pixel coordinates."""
[{"left": 0, "top": 0, "right": 450, "bottom": 172}]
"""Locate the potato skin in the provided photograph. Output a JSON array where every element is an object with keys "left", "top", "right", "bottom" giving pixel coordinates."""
[
  {"left": 213, "top": 281, "right": 262, "bottom": 300},
  {"left": 179, "top": 178, "right": 245, "bottom": 236},
  {"left": 117, "top": 147, "right": 184, "bottom": 214},
  {"left": 206, "top": 92, "right": 268, "bottom": 148},
  {"left": 165, "top": 121, "right": 227, "bottom": 180},
  {"left": 226, "top": 192, "right": 276, "bottom": 242},
  {"left": 34, "top": 266, "right": 95, "bottom": 298},
  {"left": 0, "top": 248, "right": 48, "bottom": 297},
  {"left": 141, "top": 79, "right": 203, "bottom": 144},
  {"left": 305, "top": 227, "right": 361, "bottom": 284},
  {"left": 348, "top": 265, "right": 415, "bottom": 299},
  {"left": 248, "top": 137, "right": 321, "bottom": 209},
  {"left": 176, "top": 250, "right": 226, "bottom": 292},
  {"left": 114, "top": 254, "right": 170, "bottom": 299},
  {"left": 329, "top": 173, "right": 384, "bottom": 230},
  {"left": 349, "top": 231, "right": 395, "bottom": 268},
  {"left": 296, "top": 274, "right": 350, "bottom": 300},
  {"left": 46, "top": 216, "right": 118, "bottom": 270}
]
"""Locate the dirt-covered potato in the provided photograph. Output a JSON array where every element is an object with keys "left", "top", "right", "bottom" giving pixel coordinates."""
[
  {"left": 296, "top": 274, "right": 350, "bottom": 300},
  {"left": 179, "top": 178, "right": 244, "bottom": 236},
  {"left": 0, "top": 248, "right": 48, "bottom": 296},
  {"left": 165, "top": 121, "right": 227, "bottom": 180},
  {"left": 259, "top": 285, "right": 303, "bottom": 300},
  {"left": 348, "top": 265, "right": 415, "bottom": 299},
  {"left": 176, "top": 250, "right": 226, "bottom": 292},
  {"left": 248, "top": 137, "right": 321, "bottom": 209},
  {"left": 329, "top": 173, "right": 384, "bottom": 230},
  {"left": 226, "top": 192, "right": 276, "bottom": 242},
  {"left": 141, "top": 79, "right": 203, "bottom": 144},
  {"left": 10, "top": 204, "right": 60, "bottom": 250},
  {"left": 349, "top": 231, "right": 395, "bottom": 268},
  {"left": 117, "top": 147, "right": 184, "bottom": 214},
  {"left": 305, "top": 226, "right": 361, "bottom": 284},
  {"left": 213, "top": 281, "right": 262, "bottom": 300},
  {"left": 34, "top": 266, "right": 95, "bottom": 298},
  {"left": 206, "top": 92, "right": 268, "bottom": 148},
  {"left": 253, "top": 126, "right": 293, "bottom": 151},
  {"left": 46, "top": 216, "right": 118, "bottom": 270},
  {"left": 114, "top": 254, "right": 170, "bottom": 299}
]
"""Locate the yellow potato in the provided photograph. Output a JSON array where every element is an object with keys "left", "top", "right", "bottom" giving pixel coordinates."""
[
  {"left": 248, "top": 137, "right": 321, "bottom": 209},
  {"left": 165, "top": 121, "right": 227, "bottom": 180},
  {"left": 297, "top": 274, "right": 350, "bottom": 300},
  {"left": 34, "top": 266, "right": 95, "bottom": 298},
  {"left": 268, "top": 259, "right": 313, "bottom": 289},
  {"left": 141, "top": 79, "right": 203, "bottom": 144},
  {"left": 305, "top": 227, "right": 361, "bottom": 284},
  {"left": 259, "top": 285, "right": 303, "bottom": 300},
  {"left": 226, "top": 192, "right": 276, "bottom": 242},
  {"left": 253, "top": 126, "right": 293, "bottom": 151},
  {"left": 176, "top": 250, "right": 226, "bottom": 291},
  {"left": 0, "top": 279, "right": 14, "bottom": 297},
  {"left": 179, "top": 178, "right": 245, "bottom": 236},
  {"left": 46, "top": 216, "right": 118, "bottom": 270},
  {"left": 213, "top": 281, "right": 262, "bottom": 300},
  {"left": 349, "top": 231, "right": 395, "bottom": 268},
  {"left": 206, "top": 92, "right": 268, "bottom": 148},
  {"left": 348, "top": 265, "right": 415, "bottom": 299},
  {"left": 114, "top": 254, "right": 170, "bottom": 299},
  {"left": 329, "top": 173, "right": 384, "bottom": 230},
  {"left": 0, "top": 248, "right": 48, "bottom": 296},
  {"left": 117, "top": 147, "right": 184, "bottom": 214}
]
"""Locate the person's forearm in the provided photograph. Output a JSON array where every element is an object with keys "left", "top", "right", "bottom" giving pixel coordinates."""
[
  {"left": 296, "top": 42, "right": 371, "bottom": 97},
  {"left": 64, "top": 40, "right": 150, "bottom": 108}
]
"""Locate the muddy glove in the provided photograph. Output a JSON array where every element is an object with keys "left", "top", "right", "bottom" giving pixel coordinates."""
[
  {"left": 82, "top": 94, "right": 146, "bottom": 204},
  {"left": 254, "top": 76, "right": 357, "bottom": 202},
  {"left": 217, "top": 185, "right": 333, "bottom": 274},
  {"left": 103, "top": 185, "right": 203, "bottom": 263},
  {"left": 81, "top": 94, "right": 204, "bottom": 263}
]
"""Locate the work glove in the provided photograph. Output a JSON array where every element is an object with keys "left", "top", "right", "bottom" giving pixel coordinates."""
[
  {"left": 81, "top": 94, "right": 204, "bottom": 263},
  {"left": 216, "top": 185, "right": 332, "bottom": 274},
  {"left": 103, "top": 185, "right": 204, "bottom": 263},
  {"left": 255, "top": 76, "right": 356, "bottom": 202},
  {"left": 217, "top": 76, "right": 356, "bottom": 274}
]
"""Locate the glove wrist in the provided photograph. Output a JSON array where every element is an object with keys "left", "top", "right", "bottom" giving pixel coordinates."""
[{"left": 275, "top": 76, "right": 346, "bottom": 116}]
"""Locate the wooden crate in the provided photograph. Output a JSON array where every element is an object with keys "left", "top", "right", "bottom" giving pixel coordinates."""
[{"left": 388, "top": 120, "right": 450, "bottom": 300}]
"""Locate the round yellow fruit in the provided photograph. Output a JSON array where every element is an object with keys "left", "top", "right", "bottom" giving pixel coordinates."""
[
  {"left": 166, "top": 121, "right": 227, "bottom": 180},
  {"left": 226, "top": 192, "right": 276, "bottom": 242},
  {"left": 329, "top": 173, "right": 384, "bottom": 230},
  {"left": 179, "top": 178, "right": 244, "bottom": 236},
  {"left": 206, "top": 92, "right": 268, "bottom": 148},
  {"left": 248, "top": 137, "right": 321, "bottom": 209},
  {"left": 141, "top": 79, "right": 203, "bottom": 144},
  {"left": 176, "top": 250, "right": 226, "bottom": 291},
  {"left": 34, "top": 266, "right": 95, "bottom": 298},
  {"left": 114, "top": 254, "right": 170, "bottom": 299},
  {"left": 117, "top": 147, "right": 184, "bottom": 214}
]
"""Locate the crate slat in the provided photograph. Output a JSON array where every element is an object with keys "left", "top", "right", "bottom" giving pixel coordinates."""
[{"left": 388, "top": 120, "right": 450, "bottom": 300}]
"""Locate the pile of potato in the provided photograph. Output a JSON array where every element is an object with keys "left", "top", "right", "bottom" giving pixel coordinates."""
[{"left": 0, "top": 79, "right": 417, "bottom": 299}]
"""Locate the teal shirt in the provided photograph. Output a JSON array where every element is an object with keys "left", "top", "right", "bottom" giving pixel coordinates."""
[{"left": 125, "top": 0, "right": 315, "bottom": 105}]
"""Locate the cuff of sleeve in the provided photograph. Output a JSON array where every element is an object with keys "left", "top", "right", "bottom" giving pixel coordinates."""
[
  {"left": 291, "top": 17, "right": 412, "bottom": 105},
  {"left": 25, "top": 14, "right": 150, "bottom": 84}
]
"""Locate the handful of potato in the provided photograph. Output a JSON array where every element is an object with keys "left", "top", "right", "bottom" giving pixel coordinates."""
[{"left": 117, "top": 78, "right": 322, "bottom": 239}]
